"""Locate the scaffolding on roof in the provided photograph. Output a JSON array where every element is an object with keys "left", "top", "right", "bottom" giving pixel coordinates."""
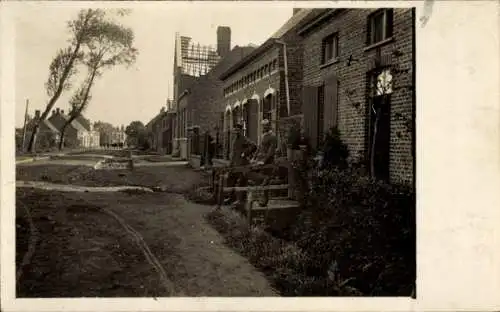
[{"left": 178, "top": 35, "right": 221, "bottom": 77}]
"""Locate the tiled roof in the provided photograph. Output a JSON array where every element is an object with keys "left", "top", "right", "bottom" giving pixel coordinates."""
[
  {"left": 76, "top": 115, "right": 91, "bottom": 131},
  {"left": 26, "top": 118, "right": 59, "bottom": 133},
  {"left": 42, "top": 119, "right": 60, "bottom": 133},
  {"left": 60, "top": 114, "right": 88, "bottom": 132}
]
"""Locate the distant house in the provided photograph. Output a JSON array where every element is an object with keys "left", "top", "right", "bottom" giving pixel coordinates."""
[
  {"left": 100, "top": 125, "right": 126, "bottom": 147},
  {"left": 24, "top": 110, "right": 60, "bottom": 151},
  {"left": 48, "top": 108, "right": 100, "bottom": 148}
]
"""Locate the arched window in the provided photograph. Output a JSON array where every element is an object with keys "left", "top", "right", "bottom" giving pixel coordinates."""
[{"left": 263, "top": 94, "right": 273, "bottom": 122}]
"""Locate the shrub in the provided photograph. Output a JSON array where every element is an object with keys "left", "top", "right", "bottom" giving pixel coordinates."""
[
  {"left": 290, "top": 165, "right": 415, "bottom": 296},
  {"left": 205, "top": 208, "right": 364, "bottom": 296},
  {"left": 320, "top": 127, "right": 349, "bottom": 169}
]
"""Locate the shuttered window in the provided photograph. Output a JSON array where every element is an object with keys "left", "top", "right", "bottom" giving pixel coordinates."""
[
  {"left": 248, "top": 99, "right": 259, "bottom": 143},
  {"left": 302, "top": 86, "right": 319, "bottom": 150},
  {"left": 324, "top": 74, "right": 339, "bottom": 132}
]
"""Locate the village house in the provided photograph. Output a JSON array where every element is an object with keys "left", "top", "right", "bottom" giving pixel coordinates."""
[
  {"left": 103, "top": 125, "right": 126, "bottom": 147},
  {"left": 24, "top": 110, "right": 60, "bottom": 151},
  {"left": 171, "top": 26, "right": 255, "bottom": 159},
  {"left": 146, "top": 100, "right": 175, "bottom": 154},
  {"left": 48, "top": 108, "right": 100, "bottom": 148},
  {"left": 298, "top": 8, "right": 415, "bottom": 183},
  {"left": 218, "top": 9, "right": 312, "bottom": 159}
]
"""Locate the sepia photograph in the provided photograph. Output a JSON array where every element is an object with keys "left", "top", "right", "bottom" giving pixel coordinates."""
[{"left": 9, "top": 3, "right": 417, "bottom": 299}]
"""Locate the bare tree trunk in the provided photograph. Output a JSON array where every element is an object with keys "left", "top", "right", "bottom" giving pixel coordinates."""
[
  {"left": 26, "top": 11, "right": 94, "bottom": 152},
  {"left": 58, "top": 124, "right": 68, "bottom": 151},
  {"left": 28, "top": 125, "right": 39, "bottom": 154},
  {"left": 58, "top": 66, "right": 98, "bottom": 151}
]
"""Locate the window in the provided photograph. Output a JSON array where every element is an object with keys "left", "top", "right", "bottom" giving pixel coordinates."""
[
  {"left": 367, "top": 9, "right": 393, "bottom": 45},
  {"left": 321, "top": 33, "right": 339, "bottom": 64},
  {"left": 374, "top": 69, "right": 393, "bottom": 96},
  {"left": 272, "top": 59, "right": 278, "bottom": 71}
]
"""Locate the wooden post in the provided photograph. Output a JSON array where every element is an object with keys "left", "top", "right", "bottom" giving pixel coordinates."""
[
  {"left": 216, "top": 171, "right": 224, "bottom": 210},
  {"left": 128, "top": 150, "right": 134, "bottom": 170},
  {"left": 21, "top": 99, "right": 29, "bottom": 152}
]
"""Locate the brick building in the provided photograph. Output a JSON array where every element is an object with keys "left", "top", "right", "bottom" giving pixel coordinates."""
[
  {"left": 171, "top": 26, "right": 255, "bottom": 159},
  {"left": 24, "top": 110, "right": 60, "bottom": 151},
  {"left": 219, "top": 9, "right": 313, "bottom": 159},
  {"left": 48, "top": 108, "right": 99, "bottom": 148},
  {"left": 298, "top": 8, "right": 415, "bottom": 183},
  {"left": 146, "top": 100, "right": 175, "bottom": 154}
]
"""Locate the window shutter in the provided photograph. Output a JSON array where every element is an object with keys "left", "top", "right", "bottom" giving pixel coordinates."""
[
  {"left": 324, "top": 74, "right": 339, "bottom": 131},
  {"left": 248, "top": 99, "right": 259, "bottom": 143},
  {"left": 302, "top": 86, "right": 318, "bottom": 150}
]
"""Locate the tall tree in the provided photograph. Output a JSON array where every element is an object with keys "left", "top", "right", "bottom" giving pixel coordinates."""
[
  {"left": 27, "top": 9, "right": 102, "bottom": 152},
  {"left": 125, "top": 121, "right": 147, "bottom": 148},
  {"left": 58, "top": 9, "right": 138, "bottom": 150}
]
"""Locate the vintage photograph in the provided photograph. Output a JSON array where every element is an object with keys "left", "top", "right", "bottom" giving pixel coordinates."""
[{"left": 13, "top": 4, "right": 416, "bottom": 298}]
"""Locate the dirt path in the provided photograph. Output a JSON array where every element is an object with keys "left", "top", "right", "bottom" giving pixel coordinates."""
[
  {"left": 102, "top": 193, "right": 278, "bottom": 296},
  {"left": 16, "top": 187, "right": 278, "bottom": 297},
  {"left": 17, "top": 180, "right": 154, "bottom": 193}
]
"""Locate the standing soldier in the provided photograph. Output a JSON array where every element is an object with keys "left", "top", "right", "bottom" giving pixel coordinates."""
[
  {"left": 224, "top": 123, "right": 256, "bottom": 206},
  {"left": 247, "top": 119, "right": 278, "bottom": 207}
]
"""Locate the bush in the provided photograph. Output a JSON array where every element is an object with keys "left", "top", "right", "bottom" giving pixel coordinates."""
[
  {"left": 289, "top": 165, "right": 415, "bottom": 296},
  {"left": 205, "top": 208, "right": 364, "bottom": 296},
  {"left": 320, "top": 127, "right": 349, "bottom": 168}
]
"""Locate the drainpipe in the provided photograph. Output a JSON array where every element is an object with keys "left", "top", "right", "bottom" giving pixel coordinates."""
[{"left": 276, "top": 40, "right": 291, "bottom": 117}]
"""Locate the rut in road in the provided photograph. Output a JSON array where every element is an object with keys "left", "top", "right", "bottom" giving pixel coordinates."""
[
  {"left": 100, "top": 206, "right": 179, "bottom": 296},
  {"left": 16, "top": 201, "right": 40, "bottom": 287},
  {"left": 16, "top": 184, "right": 177, "bottom": 296}
]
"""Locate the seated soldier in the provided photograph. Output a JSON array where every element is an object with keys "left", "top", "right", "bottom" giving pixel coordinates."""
[
  {"left": 247, "top": 119, "right": 278, "bottom": 207},
  {"left": 224, "top": 123, "right": 256, "bottom": 206}
]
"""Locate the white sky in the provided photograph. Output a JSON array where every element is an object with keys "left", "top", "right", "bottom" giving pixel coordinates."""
[{"left": 12, "top": 2, "right": 292, "bottom": 128}]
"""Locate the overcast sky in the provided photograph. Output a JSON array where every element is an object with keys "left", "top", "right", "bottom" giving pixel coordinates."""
[{"left": 11, "top": 2, "right": 292, "bottom": 128}]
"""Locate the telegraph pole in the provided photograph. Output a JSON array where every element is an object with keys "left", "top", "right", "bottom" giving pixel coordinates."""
[{"left": 21, "top": 98, "right": 29, "bottom": 152}]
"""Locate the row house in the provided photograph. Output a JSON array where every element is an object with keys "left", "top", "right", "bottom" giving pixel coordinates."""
[
  {"left": 219, "top": 9, "right": 312, "bottom": 159},
  {"left": 48, "top": 108, "right": 100, "bottom": 148},
  {"left": 101, "top": 125, "right": 127, "bottom": 147},
  {"left": 298, "top": 8, "right": 415, "bottom": 183},
  {"left": 24, "top": 110, "right": 60, "bottom": 151},
  {"left": 146, "top": 101, "right": 175, "bottom": 154},
  {"left": 145, "top": 110, "right": 164, "bottom": 150},
  {"left": 172, "top": 26, "right": 255, "bottom": 159}
]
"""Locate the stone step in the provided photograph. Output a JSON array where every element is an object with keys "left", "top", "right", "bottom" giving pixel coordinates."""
[{"left": 251, "top": 199, "right": 300, "bottom": 211}]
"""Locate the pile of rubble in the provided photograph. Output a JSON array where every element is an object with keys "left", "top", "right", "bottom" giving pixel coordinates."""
[{"left": 95, "top": 158, "right": 133, "bottom": 170}]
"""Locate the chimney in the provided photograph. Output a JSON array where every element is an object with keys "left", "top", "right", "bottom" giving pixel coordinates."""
[
  {"left": 216, "top": 26, "right": 231, "bottom": 59},
  {"left": 35, "top": 110, "right": 41, "bottom": 119},
  {"left": 293, "top": 8, "right": 301, "bottom": 15}
]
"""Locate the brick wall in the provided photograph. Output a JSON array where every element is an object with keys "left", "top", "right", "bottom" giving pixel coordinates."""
[
  {"left": 279, "top": 30, "right": 304, "bottom": 117},
  {"left": 301, "top": 8, "right": 414, "bottom": 184},
  {"left": 174, "top": 46, "right": 256, "bottom": 155}
]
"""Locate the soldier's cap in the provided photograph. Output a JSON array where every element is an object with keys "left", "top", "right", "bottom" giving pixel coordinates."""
[{"left": 261, "top": 119, "right": 270, "bottom": 126}]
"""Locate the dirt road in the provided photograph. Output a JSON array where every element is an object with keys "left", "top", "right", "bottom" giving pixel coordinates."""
[{"left": 16, "top": 164, "right": 277, "bottom": 297}]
